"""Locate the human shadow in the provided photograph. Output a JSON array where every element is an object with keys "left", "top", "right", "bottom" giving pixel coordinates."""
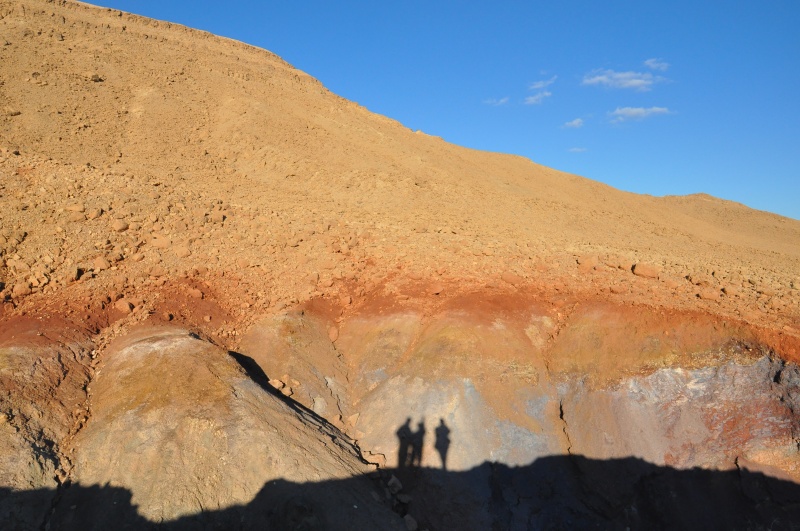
[
  {"left": 395, "top": 417, "right": 413, "bottom": 468},
  {"left": 4, "top": 455, "right": 800, "bottom": 530},
  {"left": 434, "top": 418, "right": 451, "bottom": 470},
  {"left": 410, "top": 419, "right": 425, "bottom": 467},
  {"left": 396, "top": 417, "right": 428, "bottom": 469}
]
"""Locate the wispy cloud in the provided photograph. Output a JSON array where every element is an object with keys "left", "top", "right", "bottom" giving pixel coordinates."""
[
  {"left": 563, "top": 118, "right": 584, "bottom": 129},
  {"left": 644, "top": 58, "right": 670, "bottom": 71},
  {"left": 524, "top": 91, "right": 551, "bottom": 105},
  {"left": 582, "top": 69, "right": 663, "bottom": 91},
  {"left": 609, "top": 106, "right": 671, "bottom": 123},
  {"left": 483, "top": 96, "right": 509, "bottom": 106},
  {"left": 568, "top": 147, "right": 587, "bottom": 153},
  {"left": 530, "top": 75, "right": 557, "bottom": 90}
]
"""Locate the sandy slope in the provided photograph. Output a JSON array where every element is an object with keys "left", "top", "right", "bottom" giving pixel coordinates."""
[
  {"left": 0, "top": 0, "right": 797, "bottom": 335},
  {"left": 1, "top": 1, "right": 800, "bottom": 528}
]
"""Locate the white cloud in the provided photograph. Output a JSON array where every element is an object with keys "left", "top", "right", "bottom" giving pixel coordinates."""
[
  {"left": 582, "top": 69, "right": 663, "bottom": 91},
  {"left": 644, "top": 58, "right": 670, "bottom": 71},
  {"left": 568, "top": 147, "right": 587, "bottom": 153},
  {"left": 530, "top": 75, "right": 557, "bottom": 90},
  {"left": 483, "top": 96, "right": 509, "bottom": 106},
  {"left": 563, "top": 118, "right": 584, "bottom": 129},
  {"left": 524, "top": 91, "right": 551, "bottom": 105},
  {"left": 609, "top": 106, "right": 671, "bottom": 123}
]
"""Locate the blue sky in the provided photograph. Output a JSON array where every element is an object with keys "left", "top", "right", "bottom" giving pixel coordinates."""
[{"left": 94, "top": 1, "right": 800, "bottom": 220}]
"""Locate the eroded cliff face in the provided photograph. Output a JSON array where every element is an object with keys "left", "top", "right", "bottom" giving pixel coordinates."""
[
  {"left": 4, "top": 290, "right": 798, "bottom": 530},
  {"left": 240, "top": 295, "right": 800, "bottom": 477}
]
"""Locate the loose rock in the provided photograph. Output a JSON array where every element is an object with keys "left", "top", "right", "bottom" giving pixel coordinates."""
[
  {"left": 632, "top": 262, "right": 661, "bottom": 279},
  {"left": 112, "top": 219, "right": 129, "bottom": 232},
  {"left": 501, "top": 272, "right": 524, "bottom": 287},
  {"left": 115, "top": 299, "right": 133, "bottom": 313},
  {"left": 12, "top": 282, "right": 31, "bottom": 297}
]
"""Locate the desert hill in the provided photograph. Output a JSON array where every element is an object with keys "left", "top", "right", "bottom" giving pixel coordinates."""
[{"left": 1, "top": 1, "right": 799, "bottom": 529}]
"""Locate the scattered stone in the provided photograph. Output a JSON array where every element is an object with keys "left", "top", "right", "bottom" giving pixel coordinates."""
[
  {"left": 632, "top": 262, "right": 660, "bottom": 279},
  {"left": 175, "top": 246, "right": 191, "bottom": 258},
  {"left": 111, "top": 219, "right": 129, "bottom": 232},
  {"left": 210, "top": 211, "right": 226, "bottom": 223},
  {"left": 151, "top": 236, "right": 170, "bottom": 249},
  {"left": 68, "top": 211, "right": 86, "bottom": 222},
  {"left": 149, "top": 265, "right": 167, "bottom": 277},
  {"left": 328, "top": 326, "right": 339, "bottom": 342},
  {"left": 203, "top": 315, "right": 212, "bottom": 322},
  {"left": 500, "top": 271, "right": 524, "bottom": 287},
  {"left": 403, "top": 514, "right": 418, "bottom": 531},
  {"left": 66, "top": 203, "right": 85, "bottom": 212},
  {"left": 131, "top": 253, "right": 144, "bottom": 262},
  {"left": 188, "top": 288, "right": 203, "bottom": 299},
  {"left": 68, "top": 266, "right": 82, "bottom": 282},
  {"left": 86, "top": 208, "right": 103, "bottom": 220},
  {"left": 312, "top": 396, "right": 328, "bottom": 415},
  {"left": 722, "top": 285, "right": 739, "bottom": 297},
  {"left": 12, "top": 282, "right": 31, "bottom": 297},
  {"left": 688, "top": 273, "right": 714, "bottom": 286},
  {"left": 609, "top": 257, "right": 634, "bottom": 271},
  {"left": 387, "top": 475, "right": 403, "bottom": 494},
  {"left": 93, "top": 256, "right": 110, "bottom": 271},
  {"left": 428, "top": 282, "right": 444, "bottom": 295},
  {"left": 697, "top": 289, "right": 720, "bottom": 301},
  {"left": 577, "top": 255, "right": 599, "bottom": 268},
  {"left": 115, "top": 299, "right": 133, "bottom": 313}
]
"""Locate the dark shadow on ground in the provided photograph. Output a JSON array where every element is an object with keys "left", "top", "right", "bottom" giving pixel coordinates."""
[
  {"left": 3, "top": 454, "right": 800, "bottom": 530},
  {"left": 227, "top": 350, "right": 344, "bottom": 431}
]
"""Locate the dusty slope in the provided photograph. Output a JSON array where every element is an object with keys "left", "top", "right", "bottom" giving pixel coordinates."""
[
  {"left": 0, "top": 1, "right": 799, "bottom": 529},
  {"left": 0, "top": 0, "right": 798, "bottom": 332}
]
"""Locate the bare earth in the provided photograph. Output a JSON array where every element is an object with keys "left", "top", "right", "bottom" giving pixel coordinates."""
[{"left": 1, "top": 1, "right": 800, "bottom": 529}]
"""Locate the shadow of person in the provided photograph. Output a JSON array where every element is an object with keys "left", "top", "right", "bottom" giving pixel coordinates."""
[
  {"left": 435, "top": 418, "right": 451, "bottom": 470},
  {"left": 410, "top": 419, "right": 426, "bottom": 467},
  {"left": 396, "top": 418, "right": 413, "bottom": 468}
]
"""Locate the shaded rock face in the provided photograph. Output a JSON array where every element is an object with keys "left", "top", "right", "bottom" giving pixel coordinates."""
[
  {"left": 0, "top": 318, "right": 93, "bottom": 524},
  {"left": 62, "top": 328, "right": 400, "bottom": 528},
  {"left": 1, "top": 327, "right": 404, "bottom": 530},
  {"left": 238, "top": 311, "right": 350, "bottom": 428}
]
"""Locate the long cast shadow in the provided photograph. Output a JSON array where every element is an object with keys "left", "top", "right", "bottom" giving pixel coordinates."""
[{"left": 3, "top": 455, "right": 800, "bottom": 530}]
